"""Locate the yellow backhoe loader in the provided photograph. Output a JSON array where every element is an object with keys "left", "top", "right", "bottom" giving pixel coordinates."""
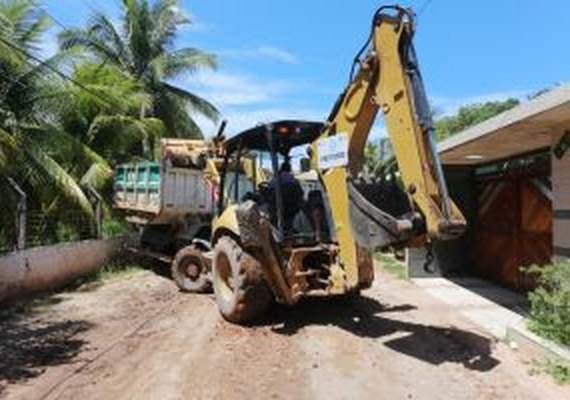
[{"left": 210, "top": 5, "right": 467, "bottom": 324}]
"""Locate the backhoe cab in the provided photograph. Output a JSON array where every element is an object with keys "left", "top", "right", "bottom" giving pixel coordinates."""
[
  {"left": 211, "top": 121, "right": 353, "bottom": 323},
  {"left": 210, "top": 5, "right": 466, "bottom": 324}
]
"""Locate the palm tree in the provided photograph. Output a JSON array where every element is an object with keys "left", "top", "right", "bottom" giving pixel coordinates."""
[
  {"left": 57, "top": 62, "right": 165, "bottom": 165},
  {"left": 0, "top": 0, "right": 95, "bottom": 216},
  {"left": 0, "top": 0, "right": 112, "bottom": 248},
  {"left": 59, "top": 0, "right": 219, "bottom": 139}
]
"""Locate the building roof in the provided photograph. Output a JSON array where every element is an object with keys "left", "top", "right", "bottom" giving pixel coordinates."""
[{"left": 438, "top": 83, "right": 570, "bottom": 165}]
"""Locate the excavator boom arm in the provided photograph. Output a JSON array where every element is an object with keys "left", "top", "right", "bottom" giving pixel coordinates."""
[{"left": 312, "top": 6, "right": 466, "bottom": 283}]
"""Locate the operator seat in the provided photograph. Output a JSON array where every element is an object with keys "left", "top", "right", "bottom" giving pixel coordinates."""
[{"left": 266, "top": 180, "right": 304, "bottom": 233}]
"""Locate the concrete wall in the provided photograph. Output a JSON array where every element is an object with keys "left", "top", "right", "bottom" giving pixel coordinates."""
[
  {"left": 408, "top": 165, "right": 477, "bottom": 278},
  {"left": 0, "top": 238, "right": 125, "bottom": 302},
  {"left": 552, "top": 132, "right": 570, "bottom": 260}
]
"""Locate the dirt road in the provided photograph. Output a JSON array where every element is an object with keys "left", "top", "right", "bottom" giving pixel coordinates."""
[{"left": 1, "top": 267, "right": 568, "bottom": 400}]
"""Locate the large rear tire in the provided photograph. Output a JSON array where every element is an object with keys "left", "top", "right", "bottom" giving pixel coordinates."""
[
  {"left": 171, "top": 246, "right": 212, "bottom": 293},
  {"left": 212, "top": 236, "right": 272, "bottom": 324}
]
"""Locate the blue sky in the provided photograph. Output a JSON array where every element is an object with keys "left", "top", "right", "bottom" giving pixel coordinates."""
[{"left": 44, "top": 0, "right": 570, "bottom": 138}]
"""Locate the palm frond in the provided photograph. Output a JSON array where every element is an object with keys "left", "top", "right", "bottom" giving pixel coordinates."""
[
  {"left": 154, "top": 89, "right": 205, "bottom": 138},
  {"left": 80, "top": 162, "right": 112, "bottom": 192},
  {"left": 23, "top": 139, "right": 94, "bottom": 216},
  {"left": 87, "top": 114, "right": 165, "bottom": 161},
  {"left": 25, "top": 125, "right": 112, "bottom": 176},
  {"left": 58, "top": 28, "right": 125, "bottom": 68},
  {"left": 0, "top": 129, "right": 94, "bottom": 216},
  {"left": 0, "top": 126, "right": 18, "bottom": 170},
  {"left": 88, "top": 12, "right": 129, "bottom": 67},
  {"left": 162, "top": 81, "right": 218, "bottom": 121},
  {"left": 152, "top": 47, "right": 216, "bottom": 80},
  {"left": 18, "top": 10, "right": 50, "bottom": 51},
  {"left": 0, "top": 0, "right": 52, "bottom": 54},
  {"left": 150, "top": 0, "right": 189, "bottom": 51}
]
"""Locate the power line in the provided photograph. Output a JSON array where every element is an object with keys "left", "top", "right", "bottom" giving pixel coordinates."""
[
  {"left": 0, "top": 36, "right": 116, "bottom": 108},
  {"left": 28, "top": 2, "right": 123, "bottom": 108},
  {"left": 0, "top": 3, "right": 114, "bottom": 107},
  {"left": 37, "top": 1, "right": 68, "bottom": 32}
]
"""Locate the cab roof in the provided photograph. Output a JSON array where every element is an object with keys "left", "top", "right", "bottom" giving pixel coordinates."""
[{"left": 224, "top": 120, "right": 324, "bottom": 155}]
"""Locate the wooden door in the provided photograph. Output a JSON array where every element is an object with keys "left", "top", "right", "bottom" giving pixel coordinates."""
[{"left": 473, "top": 165, "right": 552, "bottom": 291}]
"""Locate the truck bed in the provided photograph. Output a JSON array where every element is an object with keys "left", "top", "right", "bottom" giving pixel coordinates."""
[{"left": 114, "top": 161, "right": 215, "bottom": 224}]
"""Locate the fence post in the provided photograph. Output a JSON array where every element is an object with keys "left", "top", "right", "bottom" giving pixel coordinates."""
[
  {"left": 87, "top": 186, "right": 103, "bottom": 239},
  {"left": 7, "top": 178, "right": 27, "bottom": 250}
]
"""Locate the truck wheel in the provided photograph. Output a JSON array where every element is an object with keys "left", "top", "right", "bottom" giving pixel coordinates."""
[
  {"left": 212, "top": 236, "right": 272, "bottom": 324},
  {"left": 171, "top": 246, "right": 212, "bottom": 293}
]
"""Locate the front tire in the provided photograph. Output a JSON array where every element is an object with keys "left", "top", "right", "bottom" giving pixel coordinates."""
[
  {"left": 212, "top": 236, "right": 272, "bottom": 324},
  {"left": 171, "top": 246, "right": 212, "bottom": 293}
]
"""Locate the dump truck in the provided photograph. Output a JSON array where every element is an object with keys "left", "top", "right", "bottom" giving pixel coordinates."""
[
  {"left": 114, "top": 128, "right": 265, "bottom": 293},
  {"left": 114, "top": 137, "right": 222, "bottom": 292}
]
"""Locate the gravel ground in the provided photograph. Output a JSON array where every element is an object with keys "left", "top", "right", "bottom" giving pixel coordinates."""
[{"left": 1, "top": 266, "right": 568, "bottom": 400}]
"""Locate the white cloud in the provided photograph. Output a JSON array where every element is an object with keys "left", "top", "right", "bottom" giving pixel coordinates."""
[
  {"left": 188, "top": 71, "right": 299, "bottom": 107},
  {"left": 430, "top": 90, "right": 528, "bottom": 117},
  {"left": 219, "top": 45, "right": 298, "bottom": 64}
]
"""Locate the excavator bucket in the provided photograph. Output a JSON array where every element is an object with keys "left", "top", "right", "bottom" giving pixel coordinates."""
[{"left": 348, "top": 181, "right": 420, "bottom": 249}]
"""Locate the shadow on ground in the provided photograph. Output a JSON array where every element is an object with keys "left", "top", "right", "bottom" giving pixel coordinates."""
[
  {"left": 0, "top": 310, "right": 93, "bottom": 394},
  {"left": 263, "top": 295, "right": 500, "bottom": 372}
]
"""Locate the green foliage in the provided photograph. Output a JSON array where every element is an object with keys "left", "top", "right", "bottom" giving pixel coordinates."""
[
  {"left": 67, "top": 63, "right": 148, "bottom": 119},
  {"left": 374, "top": 252, "right": 408, "bottom": 280},
  {"left": 363, "top": 138, "right": 398, "bottom": 182},
  {"left": 527, "top": 85, "right": 559, "bottom": 101},
  {"left": 543, "top": 360, "right": 570, "bottom": 385},
  {"left": 531, "top": 359, "right": 570, "bottom": 385},
  {"left": 0, "top": 0, "right": 50, "bottom": 55},
  {"left": 435, "top": 98, "right": 520, "bottom": 141},
  {"left": 524, "top": 262, "right": 570, "bottom": 346},
  {"left": 62, "top": 260, "right": 144, "bottom": 292},
  {"left": 102, "top": 218, "right": 131, "bottom": 238},
  {"left": 58, "top": 0, "right": 219, "bottom": 138},
  {"left": 56, "top": 223, "right": 81, "bottom": 243},
  {"left": 0, "top": 1, "right": 216, "bottom": 248},
  {"left": 0, "top": 0, "right": 98, "bottom": 237},
  {"left": 58, "top": 62, "right": 165, "bottom": 164},
  {"left": 93, "top": 261, "right": 143, "bottom": 283}
]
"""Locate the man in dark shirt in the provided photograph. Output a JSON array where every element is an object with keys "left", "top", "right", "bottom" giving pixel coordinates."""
[{"left": 270, "top": 160, "right": 304, "bottom": 231}]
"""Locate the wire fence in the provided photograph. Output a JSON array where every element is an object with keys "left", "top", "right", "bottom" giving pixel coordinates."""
[
  {"left": 0, "top": 177, "right": 138, "bottom": 255},
  {"left": 28, "top": 211, "right": 99, "bottom": 248},
  {"left": 0, "top": 210, "right": 102, "bottom": 256}
]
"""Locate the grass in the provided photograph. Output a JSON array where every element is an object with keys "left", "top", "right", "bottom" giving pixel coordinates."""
[
  {"left": 63, "top": 259, "right": 146, "bottom": 293},
  {"left": 530, "top": 359, "right": 570, "bottom": 385},
  {"left": 374, "top": 252, "right": 408, "bottom": 280},
  {"left": 95, "top": 262, "right": 144, "bottom": 283}
]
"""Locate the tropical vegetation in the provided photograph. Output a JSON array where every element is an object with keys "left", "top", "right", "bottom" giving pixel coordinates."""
[
  {"left": 434, "top": 98, "right": 520, "bottom": 141},
  {"left": 364, "top": 97, "right": 522, "bottom": 180},
  {"left": 58, "top": 0, "right": 219, "bottom": 139},
  {"left": 525, "top": 261, "right": 570, "bottom": 346},
  {"left": 0, "top": 0, "right": 218, "bottom": 251}
]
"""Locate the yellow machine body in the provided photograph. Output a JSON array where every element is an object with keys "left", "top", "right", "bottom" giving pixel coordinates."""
[{"left": 210, "top": 6, "right": 466, "bottom": 321}]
